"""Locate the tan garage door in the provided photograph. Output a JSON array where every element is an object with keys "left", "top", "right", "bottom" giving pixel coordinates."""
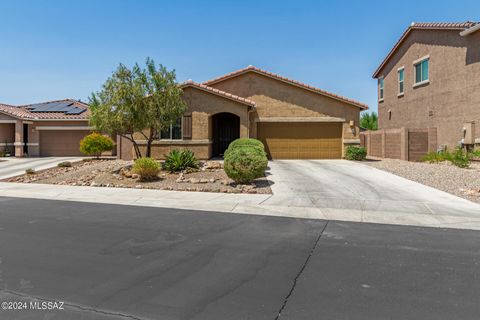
[
  {"left": 40, "top": 130, "right": 89, "bottom": 156},
  {"left": 257, "top": 122, "right": 342, "bottom": 159}
]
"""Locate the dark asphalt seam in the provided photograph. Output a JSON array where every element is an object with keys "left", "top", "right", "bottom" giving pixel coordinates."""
[
  {"left": 1, "top": 289, "right": 149, "bottom": 320},
  {"left": 274, "top": 221, "right": 329, "bottom": 319}
]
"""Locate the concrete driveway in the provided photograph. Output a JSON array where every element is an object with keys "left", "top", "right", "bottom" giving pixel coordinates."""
[
  {"left": 264, "top": 160, "right": 480, "bottom": 216},
  {"left": 0, "top": 157, "right": 84, "bottom": 179}
]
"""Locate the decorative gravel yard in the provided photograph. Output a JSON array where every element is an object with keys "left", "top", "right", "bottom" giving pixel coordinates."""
[
  {"left": 364, "top": 158, "right": 480, "bottom": 203},
  {"left": 4, "top": 159, "right": 272, "bottom": 194}
]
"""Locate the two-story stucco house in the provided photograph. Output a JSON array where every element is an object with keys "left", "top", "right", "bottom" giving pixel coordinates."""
[
  {"left": 119, "top": 66, "right": 368, "bottom": 160},
  {"left": 373, "top": 21, "right": 480, "bottom": 150}
]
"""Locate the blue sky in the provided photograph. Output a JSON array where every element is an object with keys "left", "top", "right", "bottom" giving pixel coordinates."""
[{"left": 0, "top": 0, "right": 478, "bottom": 112}]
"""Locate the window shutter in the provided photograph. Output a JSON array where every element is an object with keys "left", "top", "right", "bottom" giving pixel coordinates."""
[{"left": 183, "top": 115, "right": 192, "bottom": 139}]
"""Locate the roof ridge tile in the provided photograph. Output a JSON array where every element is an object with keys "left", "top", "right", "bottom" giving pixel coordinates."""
[
  {"left": 202, "top": 66, "right": 368, "bottom": 109},
  {"left": 373, "top": 21, "right": 478, "bottom": 77},
  {"left": 180, "top": 81, "right": 256, "bottom": 106}
]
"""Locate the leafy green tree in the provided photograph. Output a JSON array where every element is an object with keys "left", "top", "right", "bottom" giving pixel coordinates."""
[
  {"left": 360, "top": 112, "right": 378, "bottom": 130},
  {"left": 89, "top": 58, "right": 186, "bottom": 158}
]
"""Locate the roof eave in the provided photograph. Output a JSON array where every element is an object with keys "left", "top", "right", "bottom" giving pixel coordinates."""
[
  {"left": 373, "top": 24, "right": 476, "bottom": 78},
  {"left": 205, "top": 68, "right": 368, "bottom": 110},
  {"left": 460, "top": 24, "right": 480, "bottom": 36},
  {"left": 180, "top": 82, "right": 256, "bottom": 107}
]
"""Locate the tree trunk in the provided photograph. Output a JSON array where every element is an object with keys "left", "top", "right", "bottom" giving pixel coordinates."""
[
  {"left": 122, "top": 134, "right": 142, "bottom": 159},
  {"left": 145, "top": 127, "right": 155, "bottom": 158}
]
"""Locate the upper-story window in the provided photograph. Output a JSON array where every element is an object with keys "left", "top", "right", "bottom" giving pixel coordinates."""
[
  {"left": 414, "top": 57, "right": 429, "bottom": 85},
  {"left": 160, "top": 117, "right": 182, "bottom": 139},
  {"left": 398, "top": 68, "right": 404, "bottom": 95},
  {"left": 378, "top": 78, "right": 384, "bottom": 101}
]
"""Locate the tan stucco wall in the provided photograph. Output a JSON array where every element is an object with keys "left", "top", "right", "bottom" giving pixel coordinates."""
[
  {"left": 376, "top": 29, "right": 480, "bottom": 150},
  {"left": 208, "top": 72, "right": 362, "bottom": 153},
  {"left": 129, "top": 86, "right": 250, "bottom": 159},
  {"left": 0, "top": 113, "right": 16, "bottom": 153},
  {"left": 138, "top": 141, "right": 211, "bottom": 160},
  {"left": 183, "top": 87, "right": 250, "bottom": 140}
]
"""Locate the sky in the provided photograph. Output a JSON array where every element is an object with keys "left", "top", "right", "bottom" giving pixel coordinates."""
[{"left": 0, "top": 0, "right": 478, "bottom": 113}]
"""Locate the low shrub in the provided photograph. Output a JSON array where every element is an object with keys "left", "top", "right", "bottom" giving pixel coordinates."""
[
  {"left": 228, "top": 138, "right": 264, "bottom": 150},
  {"left": 470, "top": 149, "right": 480, "bottom": 158},
  {"left": 57, "top": 161, "right": 72, "bottom": 168},
  {"left": 25, "top": 168, "right": 36, "bottom": 175},
  {"left": 422, "top": 149, "right": 469, "bottom": 168},
  {"left": 344, "top": 146, "right": 367, "bottom": 161},
  {"left": 225, "top": 138, "right": 264, "bottom": 157},
  {"left": 450, "top": 148, "right": 470, "bottom": 168},
  {"left": 224, "top": 146, "right": 268, "bottom": 184},
  {"left": 422, "top": 151, "right": 451, "bottom": 163},
  {"left": 79, "top": 133, "right": 114, "bottom": 159},
  {"left": 132, "top": 157, "right": 160, "bottom": 180},
  {"left": 164, "top": 149, "right": 199, "bottom": 172}
]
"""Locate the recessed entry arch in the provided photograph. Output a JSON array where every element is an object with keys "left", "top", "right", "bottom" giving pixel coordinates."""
[{"left": 211, "top": 112, "right": 240, "bottom": 157}]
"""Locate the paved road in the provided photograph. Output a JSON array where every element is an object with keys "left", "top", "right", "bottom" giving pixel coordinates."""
[
  {"left": 0, "top": 157, "right": 84, "bottom": 179},
  {"left": 0, "top": 197, "right": 479, "bottom": 320}
]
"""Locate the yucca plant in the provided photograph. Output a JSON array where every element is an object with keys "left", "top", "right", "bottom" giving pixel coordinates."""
[{"left": 164, "top": 149, "right": 199, "bottom": 172}]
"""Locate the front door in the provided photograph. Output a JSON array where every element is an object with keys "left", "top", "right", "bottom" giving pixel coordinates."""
[{"left": 212, "top": 113, "right": 240, "bottom": 157}]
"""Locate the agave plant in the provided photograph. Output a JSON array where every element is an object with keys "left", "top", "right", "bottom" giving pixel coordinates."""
[{"left": 164, "top": 149, "right": 199, "bottom": 172}]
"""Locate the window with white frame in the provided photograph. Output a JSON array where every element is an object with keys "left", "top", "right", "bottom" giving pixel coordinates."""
[
  {"left": 378, "top": 78, "right": 384, "bottom": 100},
  {"left": 398, "top": 68, "right": 404, "bottom": 94},
  {"left": 414, "top": 58, "right": 429, "bottom": 84},
  {"left": 160, "top": 118, "right": 182, "bottom": 139}
]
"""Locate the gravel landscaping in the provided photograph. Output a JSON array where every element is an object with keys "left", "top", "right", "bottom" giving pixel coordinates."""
[
  {"left": 364, "top": 158, "right": 480, "bottom": 203},
  {"left": 3, "top": 159, "right": 272, "bottom": 194}
]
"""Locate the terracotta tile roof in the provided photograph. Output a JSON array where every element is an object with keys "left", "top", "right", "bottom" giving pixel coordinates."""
[
  {"left": 203, "top": 65, "right": 368, "bottom": 110},
  {"left": 0, "top": 103, "right": 35, "bottom": 119},
  {"left": 0, "top": 99, "right": 90, "bottom": 120},
  {"left": 373, "top": 21, "right": 479, "bottom": 78},
  {"left": 180, "top": 80, "right": 256, "bottom": 106}
]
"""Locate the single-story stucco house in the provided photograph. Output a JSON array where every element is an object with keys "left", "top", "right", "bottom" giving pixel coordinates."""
[
  {"left": 118, "top": 66, "right": 368, "bottom": 160},
  {"left": 0, "top": 99, "right": 91, "bottom": 157}
]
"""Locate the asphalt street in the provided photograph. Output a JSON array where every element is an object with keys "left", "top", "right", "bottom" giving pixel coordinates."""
[{"left": 0, "top": 196, "right": 479, "bottom": 320}]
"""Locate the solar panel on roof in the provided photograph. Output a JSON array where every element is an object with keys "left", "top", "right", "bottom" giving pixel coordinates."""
[
  {"left": 65, "top": 107, "right": 86, "bottom": 115},
  {"left": 28, "top": 101, "right": 75, "bottom": 112}
]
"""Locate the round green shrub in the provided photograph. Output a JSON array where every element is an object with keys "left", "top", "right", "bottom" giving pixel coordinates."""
[
  {"left": 228, "top": 138, "right": 264, "bottom": 150},
  {"left": 80, "top": 133, "right": 114, "bottom": 159},
  {"left": 224, "top": 146, "right": 268, "bottom": 184},
  {"left": 225, "top": 138, "right": 265, "bottom": 157},
  {"left": 132, "top": 157, "right": 160, "bottom": 180},
  {"left": 345, "top": 146, "right": 367, "bottom": 161}
]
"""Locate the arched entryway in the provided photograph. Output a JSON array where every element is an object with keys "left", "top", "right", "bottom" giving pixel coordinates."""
[{"left": 212, "top": 112, "right": 240, "bottom": 157}]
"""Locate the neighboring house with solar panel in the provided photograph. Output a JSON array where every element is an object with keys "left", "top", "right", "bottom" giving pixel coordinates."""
[
  {"left": 372, "top": 21, "right": 480, "bottom": 151},
  {"left": 0, "top": 99, "right": 91, "bottom": 157}
]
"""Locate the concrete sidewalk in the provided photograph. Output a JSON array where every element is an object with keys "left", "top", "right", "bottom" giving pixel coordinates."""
[{"left": 1, "top": 178, "right": 480, "bottom": 230}]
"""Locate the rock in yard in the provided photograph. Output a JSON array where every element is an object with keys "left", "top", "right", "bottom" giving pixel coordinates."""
[{"left": 204, "top": 161, "right": 222, "bottom": 170}]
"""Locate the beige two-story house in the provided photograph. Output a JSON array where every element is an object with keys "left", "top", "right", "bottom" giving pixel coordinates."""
[{"left": 373, "top": 21, "right": 480, "bottom": 150}]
